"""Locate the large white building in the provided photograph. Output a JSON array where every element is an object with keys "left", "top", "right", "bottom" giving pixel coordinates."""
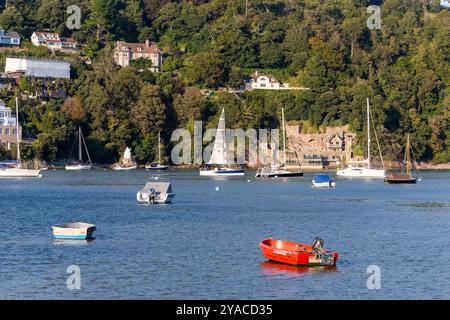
[
  {"left": 5, "top": 57, "right": 71, "bottom": 79},
  {"left": 31, "top": 32, "right": 77, "bottom": 51},
  {"left": 441, "top": 0, "right": 450, "bottom": 8}
]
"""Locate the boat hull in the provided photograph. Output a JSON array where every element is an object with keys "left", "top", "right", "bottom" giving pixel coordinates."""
[
  {"left": 137, "top": 192, "right": 176, "bottom": 204},
  {"left": 337, "top": 167, "right": 385, "bottom": 178},
  {"left": 65, "top": 164, "right": 92, "bottom": 170},
  {"left": 255, "top": 170, "right": 303, "bottom": 178},
  {"left": 51, "top": 222, "right": 96, "bottom": 240},
  {"left": 199, "top": 168, "right": 245, "bottom": 176},
  {"left": 259, "top": 238, "right": 338, "bottom": 267},
  {"left": 113, "top": 165, "right": 137, "bottom": 171},
  {"left": 0, "top": 168, "right": 41, "bottom": 178},
  {"left": 145, "top": 165, "right": 169, "bottom": 171},
  {"left": 312, "top": 181, "right": 336, "bottom": 188}
]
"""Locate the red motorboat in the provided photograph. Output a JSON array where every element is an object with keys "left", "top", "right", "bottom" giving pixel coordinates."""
[{"left": 259, "top": 238, "right": 339, "bottom": 267}]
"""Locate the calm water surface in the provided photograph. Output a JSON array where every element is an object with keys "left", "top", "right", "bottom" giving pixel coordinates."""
[{"left": 0, "top": 169, "right": 449, "bottom": 299}]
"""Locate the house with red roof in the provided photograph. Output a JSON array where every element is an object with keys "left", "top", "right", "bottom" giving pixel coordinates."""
[{"left": 114, "top": 40, "right": 163, "bottom": 72}]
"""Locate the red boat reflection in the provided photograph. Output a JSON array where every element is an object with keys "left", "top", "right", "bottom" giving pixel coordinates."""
[{"left": 259, "top": 261, "right": 338, "bottom": 276}]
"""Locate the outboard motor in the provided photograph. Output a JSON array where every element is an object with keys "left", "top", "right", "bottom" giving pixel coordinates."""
[
  {"left": 312, "top": 237, "right": 324, "bottom": 252},
  {"left": 148, "top": 188, "right": 156, "bottom": 204}
]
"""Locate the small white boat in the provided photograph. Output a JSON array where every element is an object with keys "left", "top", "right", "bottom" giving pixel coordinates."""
[
  {"left": 337, "top": 98, "right": 385, "bottom": 178},
  {"left": 113, "top": 147, "right": 137, "bottom": 170},
  {"left": 65, "top": 127, "right": 93, "bottom": 170},
  {"left": 255, "top": 108, "right": 303, "bottom": 178},
  {"left": 200, "top": 166, "right": 244, "bottom": 176},
  {"left": 146, "top": 132, "right": 169, "bottom": 171},
  {"left": 312, "top": 174, "right": 336, "bottom": 188},
  {"left": 137, "top": 179, "right": 175, "bottom": 204},
  {"left": 51, "top": 222, "right": 96, "bottom": 240},
  {"left": 199, "top": 108, "right": 245, "bottom": 177}
]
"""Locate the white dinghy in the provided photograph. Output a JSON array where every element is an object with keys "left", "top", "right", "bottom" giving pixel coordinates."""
[
  {"left": 137, "top": 179, "right": 175, "bottom": 204},
  {"left": 51, "top": 222, "right": 96, "bottom": 240}
]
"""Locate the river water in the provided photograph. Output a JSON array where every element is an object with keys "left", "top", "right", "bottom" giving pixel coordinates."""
[{"left": 0, "top": 169, "right": 449, "bottom": 299}]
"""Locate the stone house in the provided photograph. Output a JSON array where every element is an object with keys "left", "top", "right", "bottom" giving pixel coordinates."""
[{"left": 114, "top": 40, "right": 163, "bottom": 72}]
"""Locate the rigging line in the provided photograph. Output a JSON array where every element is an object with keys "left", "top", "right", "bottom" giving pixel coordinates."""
[
  {"left": 79, "top": 129, "right": 92, "bottom": 164},
  {"left": 68, "top": 130, "right": 77, "bottom": 162},
  {"left": 18, "top": 101, "right": 38, "bottom": 161},
  {"left": 410, "top": 144, "right": 421, "bottom": 177},
  {"left": 369, "top": 107, "right": 385, "bottom": 170}
]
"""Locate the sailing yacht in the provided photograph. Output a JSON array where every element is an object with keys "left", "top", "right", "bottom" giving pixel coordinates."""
[
  {"left": 0, "top": 97, "right": 41, "bottom": 178},
  {"left": 385, "top": 134, "right": 417, "bottom": 184},
  {"left": 65, "top": 127, "right": 93, "bottom": 170},
  {"left": 337, "top": 98, "right": 385, "bottom": 178},
  {"left": 113, "top": 147, "right": 137, "bottom": 170},
  {"left": 255, "top": 108, "right": 303, "bottom": 178},
  {"left": 145, "top": 132, "right": 168, "bottom": 171},
  {"left": 199, "top": 108, "right": 244, "bottom": 176}
]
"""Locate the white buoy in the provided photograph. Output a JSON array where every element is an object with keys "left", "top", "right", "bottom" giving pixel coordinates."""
[
  {"left": 38, "top": 174, "right": 42, "bottom": 178},
  {"left": 215, "top": 186, "right": 220, "bottom": 192},
  {"left": 247, "top": 179, "right": 251, "bottom": 182}
]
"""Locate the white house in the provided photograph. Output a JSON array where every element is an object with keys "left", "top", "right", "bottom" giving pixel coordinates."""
[
  {"left": 0, "top": 99, "right": 20, "bottom": 150},
  {"left": 441, "top": 0, "right": 450, "bottom": 8},
  {"left": 243, "top": 71, "right": 308, "bottom": 91},
  {"left": 0, "top": 29, "right": 20, "bottom": 46},
  {"left": 244, "top": 71, "right": 283, "bottom": 90},
  {"left": 31, "top": 32, "right": 77, "bottom": 51},
  {"left": 5, "top": 57, "right": 71, "bottom": 79}
]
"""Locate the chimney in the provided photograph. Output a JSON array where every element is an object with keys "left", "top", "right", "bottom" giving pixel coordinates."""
[{"left": 145, "top": 40, "right": 150, "bottom": 48}]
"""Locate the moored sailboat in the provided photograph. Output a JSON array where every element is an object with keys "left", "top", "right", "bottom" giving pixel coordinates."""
[
  {"left": 199, "top": 108, "right": 244, "bottom": 176},
  {"left": 337, "top": 98, "right": 385, "bottom": 178},
  {"left": 145, "top": 132, "right": 169, "bottom": 171},
  {"left": 255, "top": 108, "right": 303, "bottom": 178},
  {"left": 65, "top": 127, "right": 93, "bottom": 170},
  {"left": 385, "top": 134, "right": 417, "bottom": 184},
  {"left": 0, "top": 97, "right": 41, "bottom": 178},
  {"left": 113, "top": 147, "right": 137, "bottom": 170}
]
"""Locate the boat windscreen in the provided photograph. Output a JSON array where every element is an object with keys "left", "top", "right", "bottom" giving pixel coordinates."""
[{"left": 314, "top": 174, "right": 332, "bottom": 182}]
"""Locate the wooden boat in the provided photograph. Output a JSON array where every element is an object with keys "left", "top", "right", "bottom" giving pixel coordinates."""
[
  {"left": 51, "top": 222, "right": 96, "bottom": 240},
  {"left": 312, "top": 174, "right": 336, "bottom": 188},
  {"left": 385, "top": 134, "right": 417, "bottom": 184},
  {"left": 259, "top": 238, "right": 339, "bottom": 267}
]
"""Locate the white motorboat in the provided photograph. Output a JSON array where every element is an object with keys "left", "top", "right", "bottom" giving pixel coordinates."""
[
  {"left": 51, "top": 222, "right": 96, "bottom": 240},
  {"left": 337, "top": 98, "right": 385, "bottom": 178},
  {"left": 255, "top": 108, "right": 303, "bottom": 178},
  {"left": 312, "top": 174, "right": 336, "bottom": 188},
  {"left": 145, "top": 132, "right": 169, "bottom": 171},
  {"left": 200, "top": 108, "right": 245, "bottom": 177},
  {"left": 0, "top": 97, "right": 41, "bottom": 178},
  {"left": 137, "top": 179, "right": 175, "bottom": 204},
  {"left": 113, "top": 147, "right": 137, "bottom": 170},
  {"left": 65, "top": 127, "right": 93, "bottom": 170}
]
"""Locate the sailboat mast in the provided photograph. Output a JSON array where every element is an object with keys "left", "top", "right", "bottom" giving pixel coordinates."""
[
  {"left": 367, "top": 98, "right": 371, "bottom": 169},
  {"left": 78, "top": 127, "right": 82, "bottom": 163},
  {"left": 221, "top": 108, "right": 227, "bottom": 164},
  {"left": 158, "top": 132, "right": 161, "bottom": 163},
  {"left": 15, "top": 97, "right": 21, "bottom": 169},
  {"left": 406, "top": 134, "right": 411, "bottom": 176},
  {"left": 282, "top": 108, "right": 286, "bottom": 166}
]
